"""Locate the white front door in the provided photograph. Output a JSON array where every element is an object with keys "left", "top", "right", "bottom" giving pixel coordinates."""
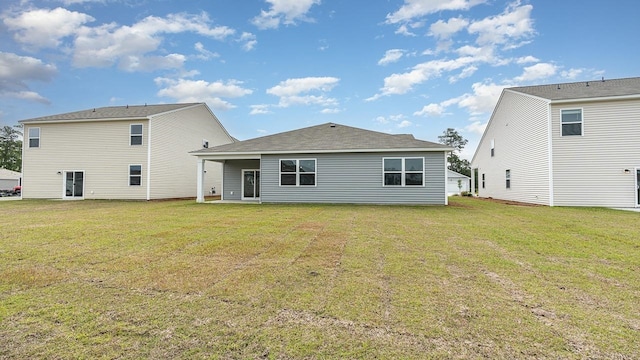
[
  {"left": 242, "top": 169, "right": 260, "bottom": 200},
  {"left": 64, "top": 171, "right": 84, "bottom": 199}
]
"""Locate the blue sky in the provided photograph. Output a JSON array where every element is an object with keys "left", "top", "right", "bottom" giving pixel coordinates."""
[{"left": 1, "top": 0, "right": 638, "bottom": 159}]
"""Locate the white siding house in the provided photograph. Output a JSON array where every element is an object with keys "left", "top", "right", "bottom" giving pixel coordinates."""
[
  {"left": 471, "top": 77, "right": 640, "bottom": 207},
  {"left": 19, "top": 103, "right": 233, "bottom": 200},
  {"left": 447, "top": 170, "right": 470, "bottom": 196},
  {"left": 0, "top": 168, "right": 21, "bottom": 190}
]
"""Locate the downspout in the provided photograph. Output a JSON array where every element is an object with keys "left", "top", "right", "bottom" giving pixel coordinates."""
[
  {"left": 444, "top": 151, "right": 449, "bottom": 205},
  {"left": 146, "top": 120, "right": 152, "bottom": 201}
]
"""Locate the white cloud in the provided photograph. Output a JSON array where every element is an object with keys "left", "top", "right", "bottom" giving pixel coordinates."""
[
  {"left": 429, "top": 17, "right": 469, "bottom": 39},
  {"left": 516, "top": 55, "right": 539, "bottom": 64},
  {"left": 457, "top": 82, "right": 505, "bottom": 114},
  {"left": 3, "top": 7, "right": 94, "bottom": 49},
  {"left": 239, "top": 32, "right": 257, "bottom": 51},
  {"left": 0, "top": 52, "right": 57, "bottom": 104},
  {"left": 194, "top": 42, "right": 220, "bottom": 60},
  {"left": 367, "top": 56, "right": 475, "bottom": 100},
  {"left": 155, "top": 77, "right": 252, "bottom": 111},
  {"left": 252, "top": 0, "right": 321, "bottom": 29},
  {"left": 414, "top": 103, "right": 446, "bottom": 117},
  {"left": 464, "top": 120, "right": 487, "bottom": 136},
  {"left": 321, "top": 108, "right": 341, "bottom": 114},
  {"left": 386, "top": 0, "right": 485, "bottom": 24},
  {"left": 398, "top": 120, "right": 412, "bottom": 128},
  {"left": 250, "top": 104, "right": 272, "bottom": 115},
  {"left": 449, "top": 65, "right": 477, "bottom": 83},
  {"left": 467, "top": 2, "right": 534, "bottom": 49},
  {"left": 561, "top": 68, "right": 584, "bottom": 80},
  {"left": 395, "top": 24, "right": 416, "bottom": 36},
  {"left": 72, "top": 12, "right": 235, "bottom": 71},
  {"left": 378, "top": 49, "right": 404, "bottom": 66},
  {"left": 514, "top": 62, "right": 557, "bottom": 82},
  {"left": 267, "top": 77, "right": 337, "bottom": 95}
]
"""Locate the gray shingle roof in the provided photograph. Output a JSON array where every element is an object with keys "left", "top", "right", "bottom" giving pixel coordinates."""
[
  {"left": 19, "top": 103, "right": 201, "bottom": 123},
  {"left": 192, "top": 123, "right": 451, "bottom": 155},
  {"left": 509, "top": 77, "right": 640, "bottom": 101}
]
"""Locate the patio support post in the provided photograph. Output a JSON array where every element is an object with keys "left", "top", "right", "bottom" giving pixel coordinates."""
[{"left": 196, "top": 158, "right": 205, "bottom": 203}]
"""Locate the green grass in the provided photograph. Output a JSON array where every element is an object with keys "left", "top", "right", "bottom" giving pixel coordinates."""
[{"left": 0, "top": 198, "right": 638, "bottom": 359}]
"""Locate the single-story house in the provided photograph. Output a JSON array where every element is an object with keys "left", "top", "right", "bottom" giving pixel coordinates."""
[
  {"left": 191, "top": 123, "right": 452, "bottom": 205},
  {"left": 0, "top": 168, "right": 21, "bottom": 190},
  {"left": 19, "top": 103, "right": 234, "bottom": 200},
  {"left": 447, "top": 170, "right": 470, "bottom": 196}
]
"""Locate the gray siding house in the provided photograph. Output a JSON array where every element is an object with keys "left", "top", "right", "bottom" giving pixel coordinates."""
[
  {"left": 192, "top": 123, "right": 452, "bottom": 205},
  {"left": 471, "top": 77, "right": 640, "bottom": 207},
  {"left": 20, "top": 103, "right": 234, "bottom": 200}
]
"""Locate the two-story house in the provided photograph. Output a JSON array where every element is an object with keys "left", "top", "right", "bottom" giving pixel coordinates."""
[
  {"left": 471, "top": 77, "right": 640, "bottom": 207},
  {"left": 20, "top": 103, "right": 234, "bottom": 200}
]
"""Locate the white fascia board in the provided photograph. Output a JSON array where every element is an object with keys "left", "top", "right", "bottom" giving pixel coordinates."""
[
  {"left": 192, "top": 147, "right": 452, "bottom": 159},
  {"left": 550, "top": 94, "right": 640, "bottom": 104}
]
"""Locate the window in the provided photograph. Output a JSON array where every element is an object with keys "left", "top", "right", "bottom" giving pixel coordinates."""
[
  {"left": 28, "top": 127, "right": 40, "bottom": 148},
  {"left": 505, "top": 169, "right": 511, "bottom": 189},
  {"left": 490, "top": 139, "right": 495, "bottom": 157},
  {"left": 130, "top": 124, "right": 143, "bottom": 145},
  {"left": 129, "top": 165, "right": 142, "bottom": 186},
  {"left": 561, "top": 109, "right": 582, "bottom": 136},
  {"left": 280, "top": 159, "right": 316, "bottom": 186},
  {"left": 383, "top": 157, "right": 424, "bottom": 186},
  {"left": 482, "top": 173, "right": 485, "bottom": 189}
]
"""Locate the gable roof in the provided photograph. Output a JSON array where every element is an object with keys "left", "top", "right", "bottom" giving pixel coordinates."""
[
  {"left": 508, "top": 77, "right": 640, "bottom": 101},
  {"left": 447, "top": 169, "right": 470, "bottom": 179},
  {"left": 192, "top": 123, "right": 451, "bottom": 156},
  {"left": 19, "top": 103, "right": 201, "bottom": 124},
  {"left": 0, "top": 168, "right": 21, "bottom": 179}
]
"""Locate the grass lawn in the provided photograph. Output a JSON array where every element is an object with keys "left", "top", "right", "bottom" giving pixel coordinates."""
[{"left": 0, "top": 197, "right": 638, "bottom": 359}]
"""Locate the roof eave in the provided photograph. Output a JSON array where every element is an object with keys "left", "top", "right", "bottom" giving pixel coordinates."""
[
  {"left": 19, "top": 116, "right": 151, "bottom": 124},
  {"left": 550, "top": 93, "right": 640, "bottom": 104},
  {"left": 192, "top": 147, "right": 452, "bottom": 158}
]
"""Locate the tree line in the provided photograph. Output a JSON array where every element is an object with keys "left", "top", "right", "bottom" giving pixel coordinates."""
[{"left": 1, "top": 125, "right": 22, "bottom": 172}]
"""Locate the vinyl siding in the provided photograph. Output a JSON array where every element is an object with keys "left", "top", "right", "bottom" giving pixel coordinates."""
[
  {"left": 255, "top": 152, "right": 446, "bottom": 204},
  {"left": 471, "top": 90, "right": 551, "bottom": 205},
  {"left": 552, "top": 99, "right": 640, "bottom": 207},
  {"left": 22, "top": 121, "right": 149, "bottom": 199},
  {"left": 148, "top": 104, "right": 233, "bottom": 199},
  {"left": 222, "top": 160, "right": 261, "bottom": 201}
]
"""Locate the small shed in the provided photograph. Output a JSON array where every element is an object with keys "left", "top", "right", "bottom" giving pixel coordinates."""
[
  {"left": 447, "top": 170, "right": 470, "bottom": 196},
  {"left": 0, "top": 168, "right": 21, "bottom": 190}
]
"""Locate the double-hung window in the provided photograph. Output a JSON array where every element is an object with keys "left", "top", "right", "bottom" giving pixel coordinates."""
[
  {"left": 383, "top": 157, "right": 424, "bottom": 186},
  {"left": 130, "top": 124, "right": 143, "bottom": 145},
  {"left": 561, "top": 109, "right": 582, "bottom": 136},
  {"left": 28, "top": 127, "right": 40, "bottom": 148},
  {"left": 129, "top": 165, "right": 142, "bottom": 186},
  {"left": 280, "top": 159, "right": 316, "bottom": 186}
]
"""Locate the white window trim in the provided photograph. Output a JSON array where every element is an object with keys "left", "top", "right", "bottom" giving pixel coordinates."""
[
  {"left": 560, "top": 108, "right": 583, "bottom": 136},
  {"left": 130, "top": 123, "right": 143, "bottom": 146},
  {"left": 382, "top": 157, "right": 425, "bottom": 187},
  {"left": 279, "top": 159, "right": 317, "bottom": 187},
  {"left": 28, "top": 127, "right": 40, "bottom": 148},
  {"left": 129, "top": 164, "right": 142, "bottom": 186}
]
